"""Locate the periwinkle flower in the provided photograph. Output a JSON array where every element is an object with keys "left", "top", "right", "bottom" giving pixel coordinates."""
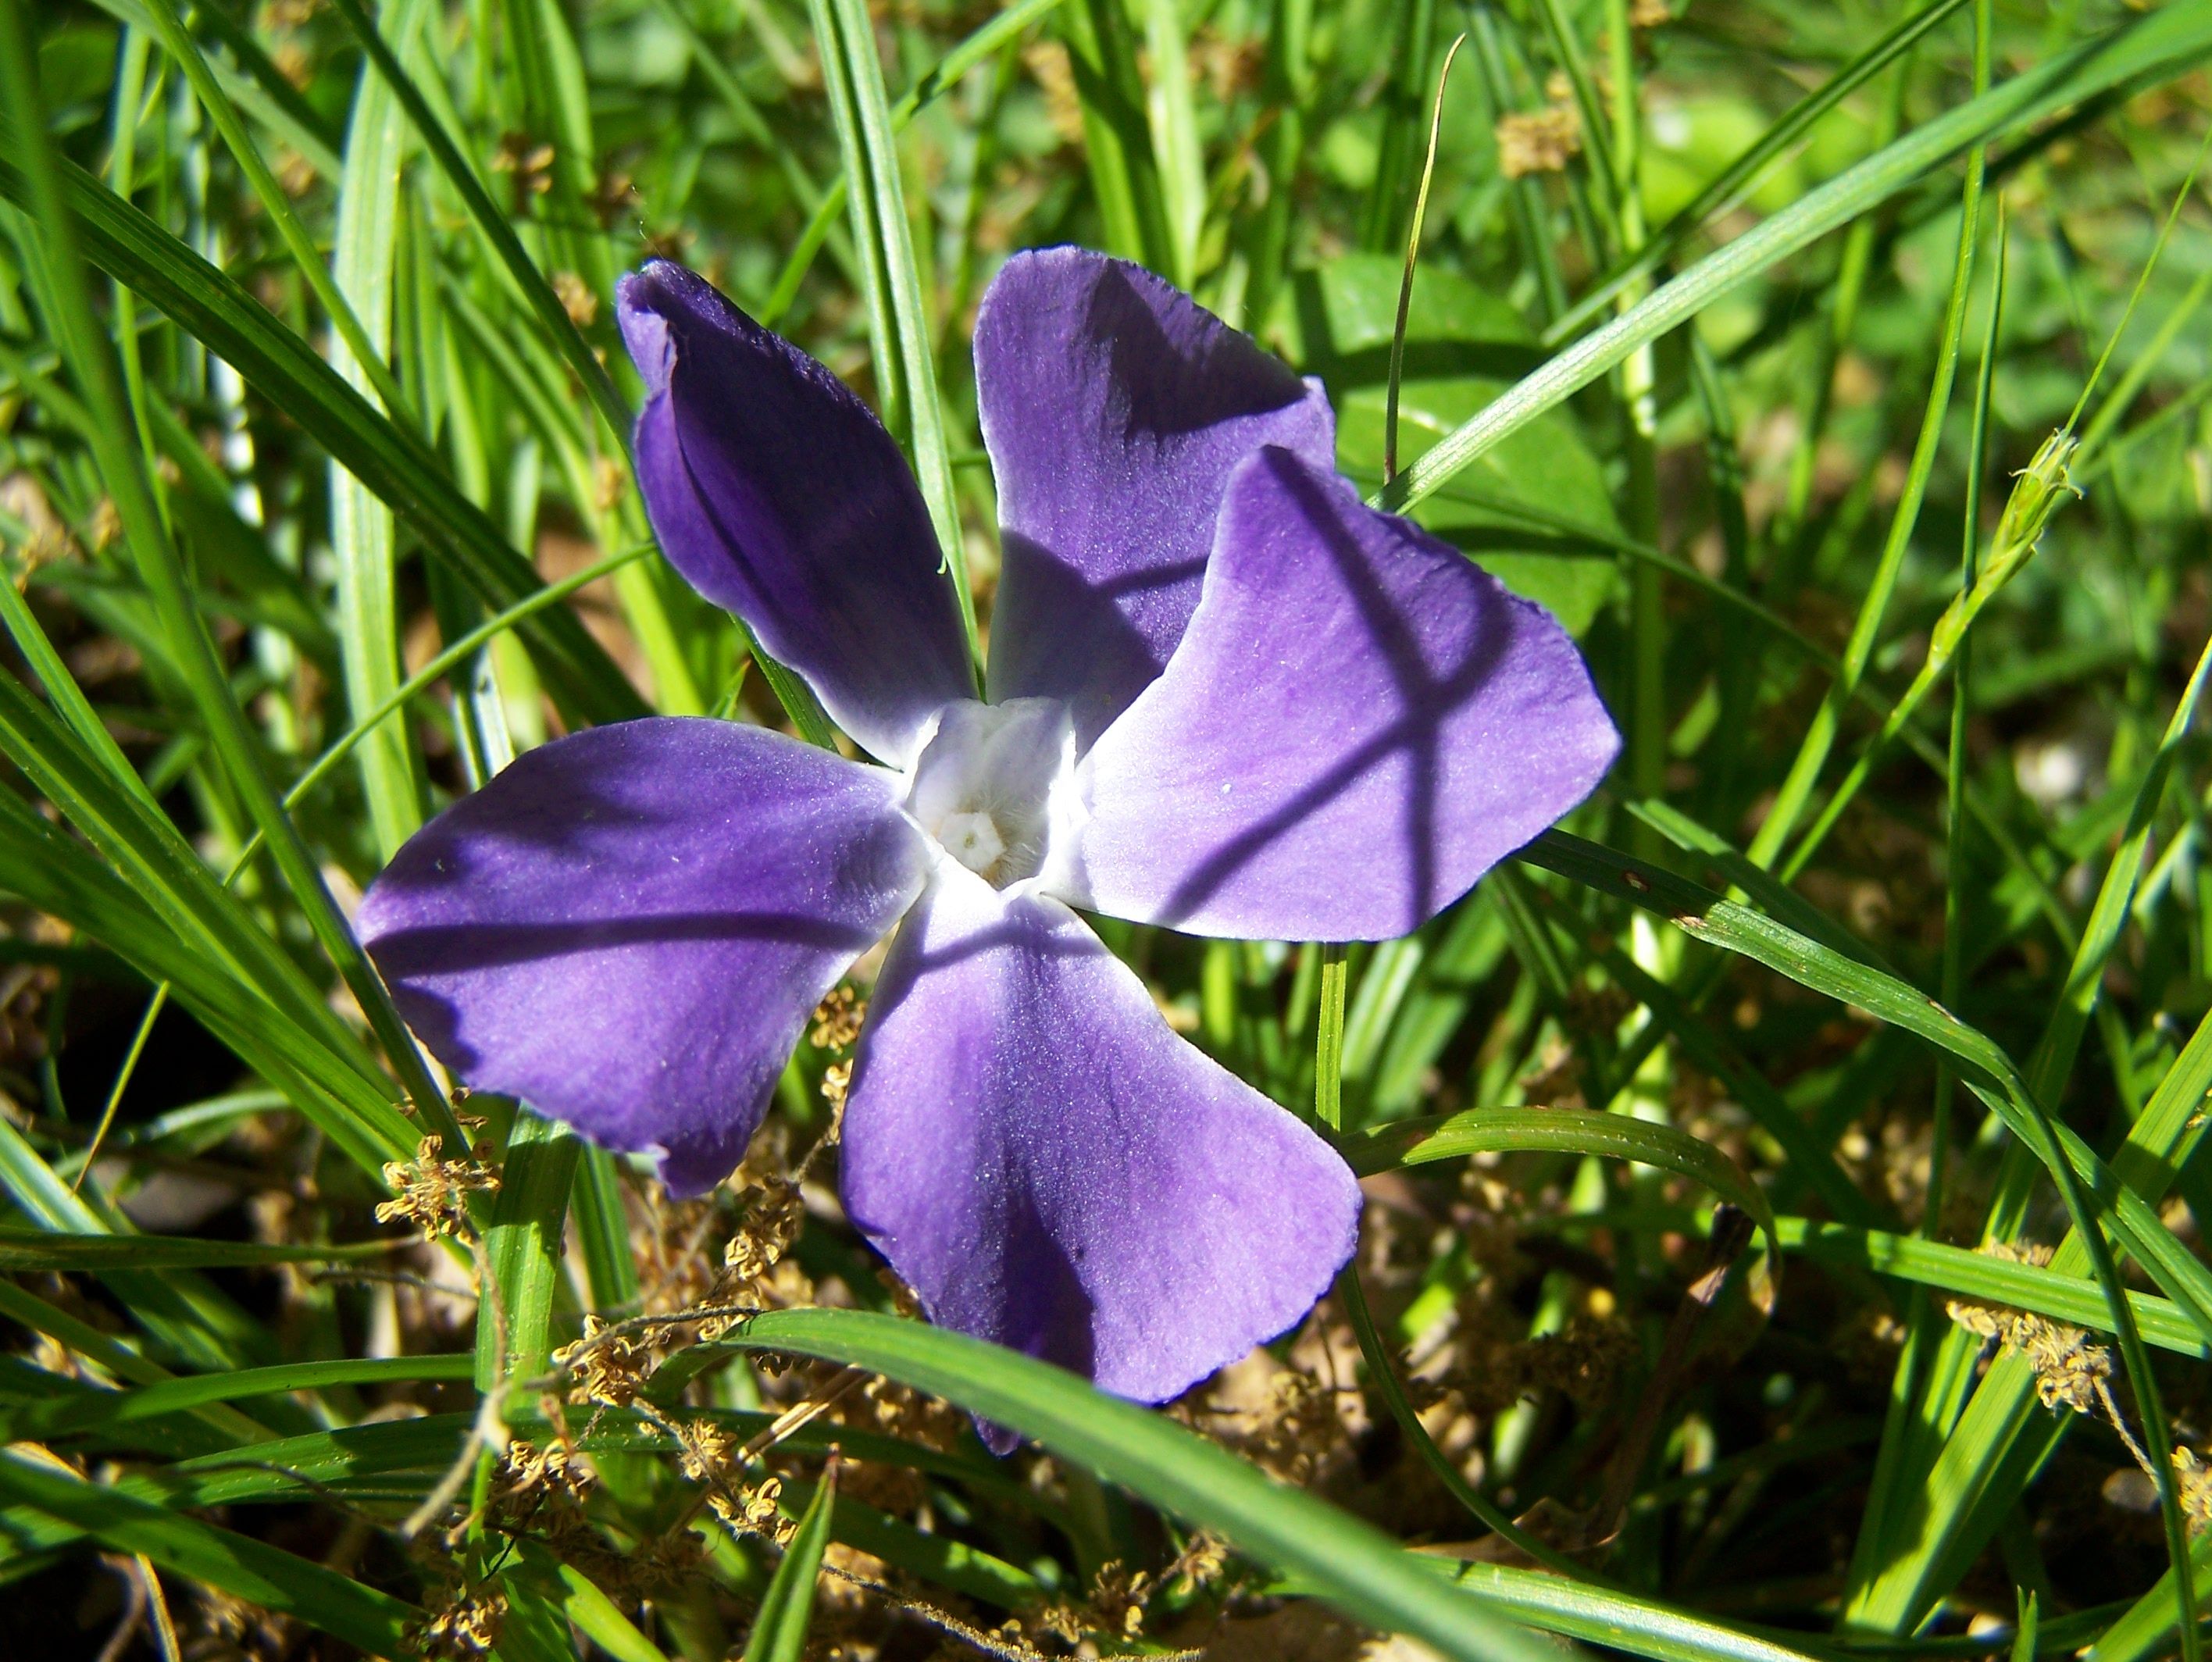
[{"left": 359, "top": 248, "right": 1618, "bottom": 1428}]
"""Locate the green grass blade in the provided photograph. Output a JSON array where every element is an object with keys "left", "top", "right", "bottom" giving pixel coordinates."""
[
  {"left": 13, "top": 1354, "right": 475, "bottom": 1443},
  {"left": 1771, "top": 1217, "right": 2205, "bottom": 1358},
  {"left": 730, "top": 1307, "right": 1575, "bottom": 1662},
  {"left": 323, "top": 0, "right": 630, "bottom": 451},
  {"left": 0, "top": 150, "right": 648, "bottom": 730},
  {"left": 476, "top": 1108, "right": 582, "bottom": 1389},
  {"left": 0, "top": 1450, "right": 416, "bottom": 1655},
  {"left": 743, "top": 1457, "right": 837, "bottom": 1662},
  {"left": 330, "top": 0, "right": 430, "bottom": 861},
  {"left": 1343, "top": 1103, "right": 1779, "bottom": 1279},
  {"left": 1380, "top": 4, "right": 2212, "bottom": 516},
  {"left": 808, "top": 0, "right": 979, "bottom": 659},
  {"left": 1546, "top": 0, "right": 1971, "bottom": 342},
  {"left": 0, "top": 1229, "right": 405, "bottom": 1274}
]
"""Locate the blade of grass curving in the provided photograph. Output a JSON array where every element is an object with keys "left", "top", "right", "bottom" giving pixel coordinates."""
[
  {"left": 1336, "top": 1265, "right": 1598, "bottom": 1577},
  {"left": 743, "top": 1456, "right": 838, "bottom": 1662},
  {"left": 0, "top": 1117, "right": 269, "bottom": 1383},
  {"left": 1531, "top": 829, "right": 2203, "bottom": 1644},
  {"left": 75, "top": 0, "right": 345, "bottom": 169},
  {"left": 1852, "top": 630, "right": 2212, "bottom": 1633},
  {"left": 729, "top": 1307, "right": 1575, "bottom": 1662},
  {"left": 0, "top": 98, "right": 462, "bottom": 1160},
  {"left": 1378, "top": 3, "right": 2212, "bottom": 516},
  {"left": 1847, "top": 182, "right": 2006, "bottom": 1612},
  {"left": 0, "top": 1450, "right": 416, "bottom": 1654},
  {"left": 1343, "top": 1104, "right": 1779, "bottom": 1271},
  {"left": 1517, "top": 869, "right": 1882, "bottom": 1224},
  {"left": 1384, "top": 34, "right": 1466, "bottom": 484},
  {"left": 1519, "top": 832, "right": 2212, "bottom": 1342},
  {"left": 0, "top": 149, "right": 648, "bottom": 729},
  {"left": 1319, "top": 864, "right": 1591, "bottom": 1575},
  {"left": 0, "top": 786, "right": 414, "bottom": 1175},
  {"left": 808, "top": 0, "right": 978, "bottom": 660},
  {"left": 0, "top": 665, "right": 403, "bottom": 1124},
  {"left": 1545, "top": 0, "right": 1970, "bottom": 343},
  {"left": 78, "top": 547, "right": 650, "bottom": 1178},
  {"left": 0, "top": 1280, "right": 267, "bottom": 1449}
]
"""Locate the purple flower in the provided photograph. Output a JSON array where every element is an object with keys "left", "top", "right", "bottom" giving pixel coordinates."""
[{"left": 359, "top": 248, "right": 1618, "bottom": 1427}]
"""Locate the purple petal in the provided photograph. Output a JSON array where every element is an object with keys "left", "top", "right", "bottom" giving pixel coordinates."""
[
  {"left": 359, "top": 719, "right": 929, "bottom": 1195},
  {"left": 975, "top": 248, "right": 1336, "bottom": 747},
  {"left": 619, "top": 262, "right": 972, "bottom": 767},
  {"left": 1069, "top": 447, "right": 1619, "bottom": 940},
  {"left": 840, "top": 864, "right": 1359, "bottom": 1436}
]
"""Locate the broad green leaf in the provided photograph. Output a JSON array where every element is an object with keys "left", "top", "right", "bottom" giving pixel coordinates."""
[{"left": 1274, "top": 252, "right": 1620, "bottom": 633}]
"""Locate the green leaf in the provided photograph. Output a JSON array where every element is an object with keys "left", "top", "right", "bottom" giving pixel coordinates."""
[
  {"left": 327, "top": 0, "right": 431, "bottom": 861},
  {"left": 1275, "top": 253, "right": 1619, "bottom": 633}
]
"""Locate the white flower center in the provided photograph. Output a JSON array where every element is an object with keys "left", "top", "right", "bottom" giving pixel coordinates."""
[{"left": 904, "top": 698, "right": 1079, "bottom": 890}]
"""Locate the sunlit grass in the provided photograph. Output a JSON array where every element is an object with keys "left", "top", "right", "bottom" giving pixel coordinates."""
[{"left": 1, "top": 0, "right": 2210, "bottom": 1657}]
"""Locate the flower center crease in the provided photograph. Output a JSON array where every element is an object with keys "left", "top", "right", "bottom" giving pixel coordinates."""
[{"left": 904, "top": 697, "right": 1079, "bottom": 891}]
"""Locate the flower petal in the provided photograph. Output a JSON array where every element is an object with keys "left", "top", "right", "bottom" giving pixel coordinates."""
[
  {"left": 360, "top": 719, "right": 929, "bottom": 1195},
  {"left": 975, "top": 248, "right": 1336, "bottom": 747},
  {"left": 619, "top": 261, "right": 972, "bottom": 767},
  {"left": 1069, "top": 447, "right": 1619, "bottom": 940},
  {"left": 840, "top": 863, "right": 1359, "bottom": 1436}
]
